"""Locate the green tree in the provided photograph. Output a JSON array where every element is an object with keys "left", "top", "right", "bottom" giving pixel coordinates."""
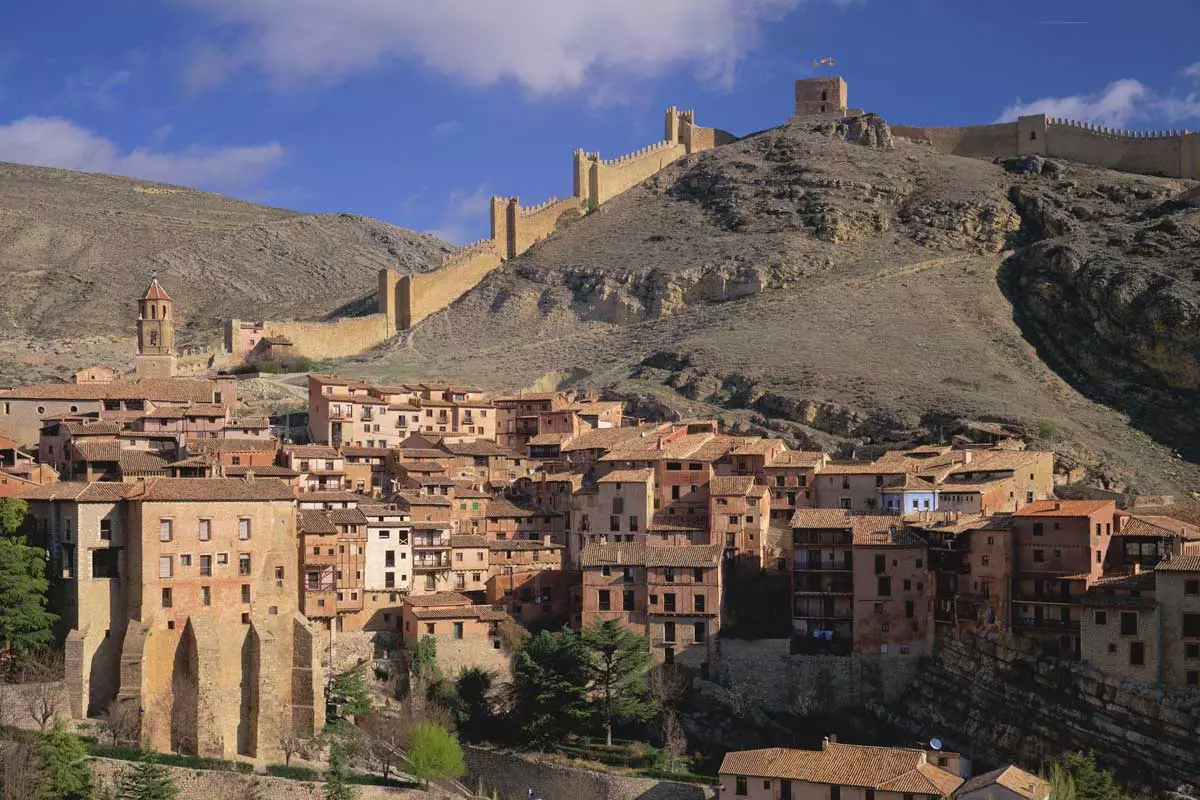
[
  {"left": 327, "top": 666, "right": 372, "bottom": 722},
  {"left": 39, "top": 716, "right": 93, "bottom": 800},
  {"left": 1047, "top": 762, "right": 1078, "bottom": 800},
  {"left": 581, "top": 619, "right": 652, "bottom": 746},
  {"left": 0, "top": 535, "right": 57, "bottom": 655},
  {"left": 509, "top": 630, "right": 590, "bottom": 746},
  {"left": 117, "top": 756, "right": 179, "bottom": 800},
  {"left": 323, "top": 743, "right": 355, "bottom": 800},
  {"left": 454, "top": 667, "right": 493, "bottom": 742},
  {"left": 1054, "top": 752, "right": 1130, "bottom": 800},
  {"left": 411, "top": 636, "right": 443, "bottom": 684},
  {"left": 407, "top": 722, "right": 465, "bottom": 789},
  {"left": 0, "top": 498, "right": 28, "bottom": 536}
]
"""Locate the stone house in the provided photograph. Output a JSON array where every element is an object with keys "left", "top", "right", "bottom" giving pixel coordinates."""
[
  {"left": 1106, "top": 513, "right": 1200, "bottom": 572},
  {"left": 789, "top": 509, "right": 859, "bottom": 655},
  {"left": 587, "top": 469, "right": 655, "bottom": 547},
  {"left": 282, "top": 444, "right": 347, "bottom": 493},
  {"left": 709, "top": 475, "right": 770, "bottom": 561},
  {"left": 486, "top": 567, "right": 575, "bottom": 628},
  {"left": 450, "top": 534, "right": 490, "bottom": 594},
  {"left": 762, "top": 449, "right": 826, "bottom": 525},
  {"left": 851, "top": 517, "right": 933, "bottom": 662},
  {"left": 24, "top": 477, "right": 323, "bottom": 759},
  {"left": 493, "top": 391, "right": 569, "bottom": 451},
  {"left": 184, "top": 437, "right": 279, "bottom": 468},
  {"left": 580, "top": 542, "right": 723, "bottom": 668},
  {"left": 1080, "top": 569, "right": 1158, "bottom": 683},
  {"left": 341, "top": 446, "right": 392, "bottom": 495},
  {"left": 410, "top": 520, "right": 455, "bottom": 594},
  {"left": 956, "top": 765, "right": 1050, "bottom": 800},
  {"left": 438, "top": 439, "right": 527, "bottom": 488},
  {"left": 718, "top": 739, "right": 962, "bottom": 800},
  {"left": 360, "top": 503, "right": 413, "bottom": 596},
  {"left": 1154, "top": 555, "right": 1200, "bottom": 689},
  {"left": 399, "top": 592, "right": 507, "bottom": 650}
]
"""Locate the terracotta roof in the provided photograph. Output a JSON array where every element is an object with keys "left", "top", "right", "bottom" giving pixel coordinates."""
[
  {"left": 62, "top": 421, "right": 122, "bottom": 436},
  {"left": 719, "top": 743, "right": 961, "bottom": 795},
  {"left": 328, "top": 508, "right": 368, "bottom": 526},
  {"left": 405, "top": 591, "right": 472, "bottom": 607},
  {"left": 1014, "top": 500, "right": 1114, "bottom": 517},
  {"left": 296, "top": 490, "right": 362, "bottom": 504},
  {"left": 440, "top": 440, "right": 521, "bottom": 458},
  {"left": 404, "top": 474, "right": 456, "bottom": 486},
  {"left": 396, "top": 493, "right": 453, "bottom": 507},
  {"left": 72, "top": 440, "right": 121, "bottom": 462},
  {"left": 494, "top": 392, "right": 562, "bottom": 403},
  {"left": 731, "top": 439, "right": 784, "bottom": 456},
  {"left": 22, "top": 482, "right": 129, "bottom": 502},
  {"left": 284, "top": 444, "right": 341, "bottom": 459},
  {"left": 561, "top": 426, "right": 647, "bottom": 453},
  {"left": 581, "top": 543, "right": 722, "bottom": 568},
  {"left": 225, "top": 465, "right": 299, "bottom": 478},
  {"left": 790, "top": 508, "right": 853, "bottom": 529},
  {"left": 340, "top": 446, "right": 391, "bottom": 458},
  {"left": 181, "top": 404, "right": 229, "bottom": 418},
  {"left": 766, "top": 450, "right": 826, "bottom": 468},
  {"left": 395, "top": 448, "right": 448, "bottom": 459},
  {"left": 597, "top": 468, "right": 653, "bottom": 484},
  {"left": 1122, "top": 514, "right": 1200, "bottom": 539},
  {"left": 186, "top": 438, "right": 278, "bottom": 454},
  {"left": 486, "top": 498, "right": 536, "bottom": 518},
  {"left": 881, "top": 474, "right": 939, "bottom": 492},
  {"left": 529, "top": 432, "right": 572, "bottom": 447},
  {"left": 453, "top": 483, "right": 491, "bottom": 499},
  {"left": 1157, "top": 555, "right": 1200, "bottom": 572},
  {"left": 141, "top": 278, "right": 172, "bottom": 301},
  {"left": 488, "top": 539, "right": 563, "bottom": 551},
  {"left": 647, "top": 511, "right": 708, "bottom": 532},
  {"left": 298, "top": 510, "right": 337, "bottom": 534},
  {"left": 122, "top": 477, "right": 295, "bottom": 502},
  {"left": 851, "top": 516, "right": 923, "bottom": 547},
  {"left": 450, "top": 534, "right": 489, "bottom": 548},
  {"left": 958, "top": 765, "right": 1050, "bottom": 800},
  {"left": 395, "top": 462, "right": 448, "bottom": 474},
  {"left": 818, "top": 462, "right": 904, "bottom": 476},
  {"left": 228, "top": 417, "right": 269, "bottom": 429},
  {"left": 0, "top": 378, "right": 214, "bottom": 402},
  {"left": 119, "top": 451, "right": 169, "bottom": 474},
  {"left": 409, "top": 605, "right": 509, "bottom": 621},
  {"left": 710, "top": 475, "right": 758, "bottom": 496}
]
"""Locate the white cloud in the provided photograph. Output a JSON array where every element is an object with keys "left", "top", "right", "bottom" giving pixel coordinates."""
[
  {"left": 996, "top": 78, "right": 1200, "bottom": 127},
  {"left": 0, "top": 116, "right": 285, "bottom": 188},
  {"left": 185, "top": 0, "right": 798, "bottom": 94},
  {"left": 426, "top": 184, "right": 491, "bottom": 244},
  {"left": 428, "top": 120, "right": 463, "bottom": 139},
  {"left": 1183, "top": 61, "right": 1200, "bottom": 80}
]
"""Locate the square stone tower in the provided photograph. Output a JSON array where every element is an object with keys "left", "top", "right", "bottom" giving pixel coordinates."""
[
  {"left": 135, "top": 277, "right": 177, "bottom": 379},
  {"left": 795, "top": 76, "right": 848, "bottom": 117}
]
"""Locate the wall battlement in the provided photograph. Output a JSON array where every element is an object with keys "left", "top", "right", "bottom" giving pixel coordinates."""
[{"left": 1048, "top": 117, "right": 1191, "bottom": 140}]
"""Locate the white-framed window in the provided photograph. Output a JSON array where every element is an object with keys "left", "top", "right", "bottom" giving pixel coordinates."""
[
  {"left": 238, "top": 518, "right": 252, "bottom": 540},
  {"left": 198, "top": 519, "right": 211, "bottom": 541},
  {"left": 159, "top": 518, "right": 173, "bottom": 542},
  {"left": 159, "top": 555, "right": 173, "bottom": 578}
]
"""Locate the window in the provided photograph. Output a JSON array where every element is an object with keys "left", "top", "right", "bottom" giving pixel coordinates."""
[
  {"left": 241, "top": 584, "right": 251, "bottom": 603},
  {"left": 664, "top": 567, "right": 675, "bottom": 583},
  {"left": 161, "top": 587, "right": 172, "bottom": 608},
  {"left": 610, "top": 515, "right": 620, "bottom": 532},
  {"left": 199, "top": 555, "right": 212, "bottom": 577},
  {"left": 671, "top": 485, "right": 680, "bottom": 500},
  {"left": 1186, "top": 643, "right": 1200, "bottom": 660},
  {"left": 667, "top": 462, "right": 682, "bottom": 471},
  {"left": 198, "top": 519, "right": 211, "bottom": 541},
  {"left": 1183, "top": 614, "right": 1200, "bottom": 638},
  {"left": 1033, "top": 522, "right": 1044, "bottom": 537},
  {"left": 1120, "top": 612, "right": 1138, "bottom": 636},
  {"left": 598, "top": 590, "right": 611, "bottom": 611},
  {"left": 905, "top": 600, "right": 914, "bottom": 618},
  {"left": 239, "top": 518, "right": 252, "bottom": 540},
  {"left": 1187, "top": 580, "right": 1200, "bottom": 596},
  {"left": 695, "top": 594, "right": 706, "bottom": 613},
  {"left": 239, "top": 553, "right": 252, "bottom": 576},
  {"left": 663, "top": 622, "right": 676, "bottom": 642},
  {"left": 158, "top": 556, "right": 173, "bottom": 578},
  {"left": 877, "top": 576, "right": 892, "bottom": 596},
  {"left": 735, "top": 776, "right": 747, "bottom": 796},
  {"left": 159, "top": 519, "right": 173, "bottom": 542},
  {"left": 453, "top": 622, "right": 464, "bottom": 640},
  {"left": 981, "top": 555, "right": 990, "bottom": 566},
  {"left": 830, "top": 786, "right": 841, "bottom": 800},
  {"left": 694, "top": 621, "right": 706, "bottom": 643},
  {"left": 664, "top": 593, "right": 676, "bottom": 612},
  {"left": 99, "top": 519, "right": 113, "bottom": 541},
  {"left": 1188, "top": 671, "right": 1200, "bottom": 688},
  {"left": 664, "top": 646, "right": 674, "bottom": 664},
  {"left": 217, "top": 553, "right": 228, "bottom": 565},
  {"left": 874, "top": 554, "right": 885, "bottom": 574},
  {"left": 201, "top": 586, "right": 211, "bottom": 606},
  {"left": 1095, "top": 610, "right": 1108, "bottom": 626},
  {"left": 693, "top": 568, "right": 704, "bottom": 582},
  {"left": 903, "top": 579, "right": 911, "bottom": 591},
  {"left": 601, "top": 566, "right": 611, "bottom": 577},
  {"left": 1129, "top": 641, "right": 1145, "bottom": 666},
  {"left": 1033, "top": 549, "right": 1045, "bottom": 563},
  {"left": 629, "top": 515, "right": 639, "bottom": 532}
]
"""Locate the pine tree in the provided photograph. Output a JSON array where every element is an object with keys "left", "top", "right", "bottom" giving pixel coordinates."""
[
  {"left": 327, "top": 666, "right": 372, "bottom": 722},
  {"left": 1055, "top": 752, "right": 1130, "bottom": 800},
  {"left": 0, "top": 534, "right": 57, "bottom": 655},
  {"left": 581, "top": 619, "right": 652, "bottom": 746},
  {"left": 39, "top": 716, "right": 94, "bottom": 800},
  {"left": 117, "top": 756, "right": 180, "bottom": 800},
  {"left": 510, "top": 630, "right": 590, "bottom": 746},
  {"left": 323, "top": 744, "right": 355, "bottom": 800},
  {"left": 407, "top": 722, "right": 466, "bottom": 789}
]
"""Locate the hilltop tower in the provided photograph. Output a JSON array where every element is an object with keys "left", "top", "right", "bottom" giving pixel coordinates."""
[
  {"left": 794, "top": 76, "right": 848, "bottom": 118},
  {"left": 135, "top": 277, "right": 177, "bottom": 379}
]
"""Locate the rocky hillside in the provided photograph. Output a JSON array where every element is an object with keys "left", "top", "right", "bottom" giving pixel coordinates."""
[
  {"left": 0, "top": 161, "right": 451, "bottom": 382},
  {"left": 353, "top": 115, "right": 1200, "bottom": 493}
]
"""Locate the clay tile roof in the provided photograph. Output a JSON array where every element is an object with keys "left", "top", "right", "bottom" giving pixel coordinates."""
[
  {"left": 790, "top": 508, "right": 853, "bottom": 529},
  {"left": 529, "top": 432, "right": 573, "bottom": 447},
  {"left": 328, "top": 508, "right": 368, "bottom": 525},
  {"left": 225, "top": 465, "right": 299, "bottom": 478},
  {"left": 405, "top": 591, "right": 472, "bottom": 608},
  {"left": 488, "top": 539, "right": 563, "bottom": 551},
  {"left": 440, "top": 440, "right": 520, "bottom": 458},
  {"left": 818, "top": 462, "right": 904, "bottom": 476},
  {"left": 396, "top": 492, "right": 453, "bottom": 507},
  {"left": 719, "top": 743, "right": 962, "bottom": 795},
  {"left": 580, "top": 543, "right": 722, "bottom": 568},
  {"left": 405, "top": 474, "right": 456, "bottom": 486},
  {"left": 958, "top": 765, "right": 1050, "bottom": 800},
  {"left": 731, "top": 439, "right": 783, "bottom": 456},
  {"left": 494, "top": 392, "right": 561, "bottom": 403},
  {"left": 710, "top": 475, "right": 758, "bottom": 496},
  {"left": 228, "top": 416, "right": 269, "bottom": 429},
  {"left": 340, "top": 446, "right": 391, "bottom": 457},
  {"left": 597, "top": 468, "right": 653, "bottom": 484},
  {"left": 647, "top": 511, "right": 709, "bottom": 532},
  {"left": 1122, "top": 514, "right": 1200, "bottom": 539},
  {"left": 851, "top": 515, "right": 922, "bottom": 546},
  {"left": 766, "top": 450, "right": 826, "bottom": 468},
  {"left": 485, "top": 498, "right": 536, "bottom": 518},
  {"left": 285, "top": 444, "right": 341, "bottom": 459},
  {"left": 63, "top": 421, "right": 122, "bottom": 436},
  {"left": 453, "top": 483, "right": 491, "bottom": 499},
  {"left": 182, "top": 404, "right": 229, "bottom": 418},
  {"left": 122, "top": 477, "right": 295, "bottom": 502},
  {"left": 882, "top": 474, "right": 939, "bottom": 492},
  {"left": 296, "top": 491, "right": 362, "bottom": 504},
  {"left": 186, "top": 438, "right": 279, "bottom": 454},
  {"left": 298, "top": 510, "right": 337, "bottom": 534},
  {"left": 119, "top": 451, "right": 169, "bottom": 474},
  {"left": 396, "top": 462, "right": 447, "bottom": 474},
  {"left": 450, "top": 534, "right": 489, "bottom": 548},
  {"left": 22, "top": 481, "right": 126, "bottom": 502},
  {"left": 1014, "top": 500, "right": 1114, "bottom": 517},
  {"left": 0, "top": 378, "right": 214, "bottom": 403},
  {"left": 561, "top": 427, "right": 647, "bottom": 453},
  {"left": 397, "top": 448, "right": 449, "bottom": 459},
  {"left": 1157, "top": 555, "right": 1200, "bottom": 572},
  {"left": 409, "top": 605, "right": 510, "bottom": 621},
  {"left": 72, "top": 440, "right": 122, "bottom": 462},
  {"left": 141, "top": 278, "right": 172, "bottom": 301}
]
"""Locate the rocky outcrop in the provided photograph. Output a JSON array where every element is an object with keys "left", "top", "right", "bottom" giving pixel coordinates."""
[{"left": 880, "top": 633, "right": 1200, "bottom": 795}]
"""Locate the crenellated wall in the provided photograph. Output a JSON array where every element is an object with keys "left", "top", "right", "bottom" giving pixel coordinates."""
[
  {"left": 401, "top": 240, "right": 503, "bottom": 328},
  {"left": 895, "top": 113, "right": 1200, "bottom": 179}
]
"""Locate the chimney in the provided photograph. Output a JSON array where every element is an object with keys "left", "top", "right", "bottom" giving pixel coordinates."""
[
  {"left": 963, "top": 450, "right": 972, "bottom": 464},
  {"left": 243, "top": 470, "right": 256, "bottom": 483},
  {"left": 1054, "top": 501, "right": 1062, "bottom": 511},
  {"left": 544, "top": 534, "right": 552, "bottom": 546}
]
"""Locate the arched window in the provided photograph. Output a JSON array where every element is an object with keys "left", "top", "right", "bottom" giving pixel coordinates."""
[
  {"left": 150, "top": 304, "right": 156, "bottom": 320},
  {"left": 821, "top": 90, "right": 828, "bottom": 101}
]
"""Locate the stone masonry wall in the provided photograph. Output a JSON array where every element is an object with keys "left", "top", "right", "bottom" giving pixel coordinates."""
[
  {"left": 0, "top": 680, "right": 72, "bottom": 728},
  {"left": 405, "top": 244, "right": 503, "bottom": 329},
  {"left": 260, "top": 314, "right": 393, "bottom": 361},
  {"left": 464, "top": 745, "right": 714, "bottom": 800},
  {"left": 877, "top": 632, "right": 1200, "bottom": 792}
]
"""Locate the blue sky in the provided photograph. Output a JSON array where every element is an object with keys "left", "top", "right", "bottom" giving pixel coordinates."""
[{"left": 1, "top": 0, "right": 1197, "bottom": 243}]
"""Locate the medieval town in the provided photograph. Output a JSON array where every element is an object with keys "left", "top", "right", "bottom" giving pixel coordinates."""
[{"left": 2, "top": 5, "right": 1200, "bottom": 795}]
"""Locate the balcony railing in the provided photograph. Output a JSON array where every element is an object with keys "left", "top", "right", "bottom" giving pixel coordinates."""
[
  {"left": 413, "top": 557, "right": 450, "bottom": 570},
  {"left": 1013, "top": 616, "right": 1078, "bottom": 631},
  {"left": 794, "top": 557, "right": 853, "bottom": 571}
]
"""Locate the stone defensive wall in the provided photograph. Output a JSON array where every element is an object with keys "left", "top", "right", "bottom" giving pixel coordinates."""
[
  {"left": 894, "top": 113, "right": 1200, "bottom": 178},
  {"left": 224, "top": 313, "right": 395, "bottom": 363}
]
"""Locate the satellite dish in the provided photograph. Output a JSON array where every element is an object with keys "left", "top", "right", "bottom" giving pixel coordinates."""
[{"left": 929, "top": 737, "right": 944, "bottom": 751}]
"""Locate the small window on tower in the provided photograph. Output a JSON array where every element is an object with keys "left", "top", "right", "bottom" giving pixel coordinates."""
[{"left": 148, "top": 331, "right": 157, "bottom": 346}]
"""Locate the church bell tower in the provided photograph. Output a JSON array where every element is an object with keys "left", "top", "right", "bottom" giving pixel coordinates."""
[{"left": 135, "top": 277, "right": 177, "bottom": 378}]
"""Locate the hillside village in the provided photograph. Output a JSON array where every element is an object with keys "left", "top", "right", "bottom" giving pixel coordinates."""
[{"left": 0, "top": 267, "right": 1197, "bottom": 799}]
